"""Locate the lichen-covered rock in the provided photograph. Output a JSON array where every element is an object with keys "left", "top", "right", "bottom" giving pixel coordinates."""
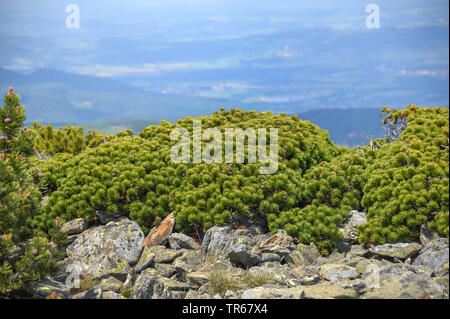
[
  {"left": 284, "top": 243, "right": 321, "bottom": 267},
  {"left": 102, "top": 291, "right": 126, "bottom": 299},
  {"left": 186, "top": 272, "right": 210, "bottom": 288},
  {"left": 369, "top": 242, "right": 422, "bottom": 260},
  {"left": 228, "top": 244, "right": 261, "bottom": 267},
  {"left": 252, "top": 229, "right": 296, "bottom": 255},
  {"left": 169, "top": 233, "right": 201, "bottom": 250},
  {"left": 173, "top": 249, "right": 206, "bottom": 274},
  {"left": 149, "top": 246, "right": 184, "bottom": 263},
  {"left": 319, "top": 264, "right": 360, "bottom": 282},
  {"left": 338, "top": 210, "right": 367, "bottom": 243},
  {"left": 361, "top": 271, "right": 446, "bottom": 299},
  {"left": 154, "top": 263, "right": 177, "bottom": 278},
  {"left": 301, "top": 282, "right": 359, "bottom": 299},
  {"left": 413, "top": 238, "right": 449, "bottom": 275},
  {"left": 60, "top": 218, "right": 88, "bottom": 235},
  {"left": 203, "top": 230, "right": 233, "bottom": 259},
  {"left": 99, "top": 277, "right": 124, "bottom": 292},
  {"left": 202, "top": 225, "right": 233, "bottom": 249},
  {"left": 241, "top": 286, "right": 304, "bottom": 299},
  {"left": 241, "top": 282, "right": 358, "bottom": 299},
  {"left": 95, "top": 210, "right": 124, "bottom": 224},
  {"left": 419, "top": 225, "right": 443, "bottom": 246},
  {"left": 134, "top": 247, "right": 155, "bottom": 274},
  {"left": 33, "top": 279, "right": 70, "bottom": 299},
  {"left": 72, "top": 286, "right": 103, "bottom": 299},
  {"left": 130, "top": 268, "right": 165, "bottom": 299},
  {"left": 347, "top": 245, "right": 369, "bottom": 257},
  {"left": 64, "top": 219, "right": 144, "bottom": 279}
]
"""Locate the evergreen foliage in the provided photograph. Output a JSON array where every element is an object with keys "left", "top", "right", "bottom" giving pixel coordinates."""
[
  {"left": 358, "top": 105, "right": 449, "bottom": 244},
  {"left": 37, "top": 109, "right": 340, "bottom": 234},
  {"left": 0, "top": 88, "right": 57, "bottom": 296}
]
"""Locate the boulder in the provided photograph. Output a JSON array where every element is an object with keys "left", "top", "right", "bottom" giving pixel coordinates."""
[
  {"left": 419, "top": 225, "right": 442, "bottom": 246},
  {"left": 228, "top": 244, "right": 262, "bottom": 267},
  {"left": 95, "top": 210, "right": 124, "bottom": 224},
  {"left": 204, "top": 230, "right": 234, "bottom": 259},
  {"left": 347, "top": 245, "right": 369, "bottom": 257},
  {"left": 60, "top": 218, "right": 88, "bottom": 235},
  {"left": 33, "top": 278, "right": 70, "bottom": 299},
  {"left": 173, "top": 249, "right": 206, "bottom": 274},
  {"left": 154, "top": 263, "right": 177, "bottom": 278},
  {"left": 64, "top": 219, "right": 144, "bottom": 279},
  {"left": 319, "top": 264, "right": 360, "bottom": 282},
  {"left": 369, "top": 242, "right": 422, "bottom": 260},
  {"left": 149, "top": 245, "right": 184, "bottom": 263},
  {"left": 284, "top": 243, "right": 321, "bottom": 267},
  {"left": 169, "top": 233, "right": 201, "bottom": 250},
  {"left": 338, "top": 210, "right": 367, "bottom": 242},
  {"left": 134, "top": 247, "right": 155, "bottom": 273},
  {"left": 143, "top": 212, "right": 175, "bottom": 247},
  {"left": 241, "top": 282, "right": 358, "bottom": 299},
  {"left": 186, "top": 272, "right": 210, "bottom": 288},
  {"left": 99, "top": 276, "right": 124, "bottom": 292},
  {"left": 361, "top": 271, "right": 446, "bottom": 299},
  {"left": 413, "top": 238, "right": 449, "bottom": 275},
  {"left": 130, "top": 268, "right": 165, "bottom": 299}
]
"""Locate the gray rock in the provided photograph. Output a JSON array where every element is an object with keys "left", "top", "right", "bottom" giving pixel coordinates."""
[
  {"left": 154, "top": 263, "right": 177, "bottom": 278},
  {"left": 284, "top": 243, "right": 321, "bottom": 267},
  {"left": 72, "top": 286, "right": 103, "bottom": 299},
  {"left": 228, "top": 244, "right": 262, "bottom": 267},
  {"left": 147, "top": 245, "right": 183, "bottom": 263},
  {"left": 369, "top": 242, "right": 422, "bottom": 260},
  {"left": 134, "top": 247, "right": 155, "bottom": 273},
  {"left": 33, "top": 279, "right": 70, "bottom": 299},
  {"left": 173, "top": 249, "right": 205, "bottom": 274},
  {"left": 413, "top": 238, "right": 449, "bottom": 275},
  {"left": 319, "top": 264, "right": 360, "bottom": 282},
  {"left": 419, "top": 225, "right": 442, "bottom": 246},
  {"left": 261, "top": 253, "right": 282, "bottom": 263},
  {"left": 130, "top": 269, "right": 165, "bottom": 299},
  {"left": 202, "top": 225, "right": 233, "bottom": 250},
  {"left": 361, "top": 271, "right": 446, "bottom": 299},
  {"left": 64, "top": 219, "right": 144, "bottom": 279},
  {"left": 338, "top": 210, "right": 367, "bottom": 242},
  {"left": 334, "top": 240, "right": 352, "bottom": 253},
  {"left": 204, "top": 230, "right": 234, "bottom": 259},
  {"left": 102, "top": 291, "right": 125, "bottom": 299},
  {"left": 186, "top": 272, "right": 210, "bottom": 288},
  {"left": 169, "top": 233, "right": 201, "bottom": 250},
  {"left": 94, "top": 210, "right": 124, "bottom": 224},
  {"left": 241, "top": 282, "right": 358, "bottom": 299},
  {"left": 348, "top": 245, "right": 369, "bottom": 257},
  {"left": 60, "top": 218, "right": 88, "bottom": 235},
  {"left": 99, "top": 276, "right": 123, "bottom": 292}
]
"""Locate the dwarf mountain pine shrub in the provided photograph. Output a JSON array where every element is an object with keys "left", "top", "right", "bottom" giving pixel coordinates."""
[
  {"left": 32, "top": 122, "right": 105, "bottom": 157},
  {"left": 36, "top": 109, "right": 340, "bottom": 234},
  {"left": 268, "top": 149, "right": 375, "bottom": 254},
  {"left": 358, "top": 105, "right": 449, "bottom": 245}
]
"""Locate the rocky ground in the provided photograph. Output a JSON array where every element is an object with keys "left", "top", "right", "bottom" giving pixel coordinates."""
[{"left": 34, "top": 210, "right": 449, "bottom": 299}]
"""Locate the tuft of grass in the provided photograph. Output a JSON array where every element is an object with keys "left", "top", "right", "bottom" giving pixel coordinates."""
[{"left": 242, "top": 272, "right": 274, "bottom": 288}]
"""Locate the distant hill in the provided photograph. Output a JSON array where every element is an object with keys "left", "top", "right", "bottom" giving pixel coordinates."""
[
  {"left": 0, "top": 68, "right": 416, "bottom": 147},
  {"left": 0, "top": 68, "right": 238, "bottom": 124},
  {"left": 299, "top": 108, "right": 385, "bottom": 147}
]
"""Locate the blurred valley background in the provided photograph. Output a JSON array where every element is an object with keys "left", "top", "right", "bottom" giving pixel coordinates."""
[{"left": 0, "top": 0, "right": 448, "bottom": 147}]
